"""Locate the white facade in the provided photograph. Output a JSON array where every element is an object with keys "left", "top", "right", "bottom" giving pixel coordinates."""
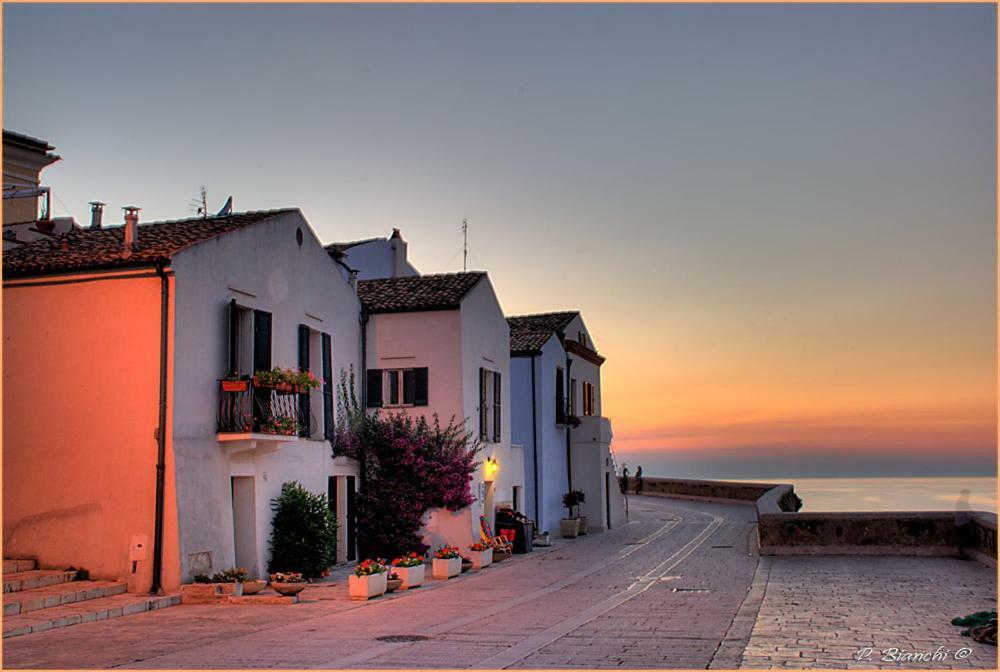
[
  {"left": 170, "top": 210, "right": 361, "bottom": 580},
  {"left": 330, "top": 229, "right": 419, "bottom": 282},
  {"left": 363, "top": 275, "right": 520, "bottom": 551},
  {"left": 509, "top": 312, "right": 626, "bottom": 535}
]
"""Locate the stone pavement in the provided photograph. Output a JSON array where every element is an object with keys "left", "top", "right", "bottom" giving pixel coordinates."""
[{"left": 2, "top": 495, "right": 996, "bottom": 669}]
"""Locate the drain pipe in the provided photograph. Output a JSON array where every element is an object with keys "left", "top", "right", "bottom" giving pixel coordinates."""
[
  {"left": 565, "top": 354, "right": 573, "bottom": 491},
  {"left": 150, "top": 263, "right": 170, "bottom": 595},
  {"left": 530, "top": 354, "right": 540, "bottom": 525}
]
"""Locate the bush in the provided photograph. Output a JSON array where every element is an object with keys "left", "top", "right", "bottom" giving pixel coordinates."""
[
  {"left": 562, "top": 490, "right": 586, "bottom": 517},
  {"left": 332, "top": 369, "right": 479, "bottom": 559},
  {"left": 267, "top": 481, "right": 338, "bottom": 579}
]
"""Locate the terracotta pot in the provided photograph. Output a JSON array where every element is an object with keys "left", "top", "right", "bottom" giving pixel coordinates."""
[
  {"left": 386, "top": 578, "right": 403, "bottom": 593},
  {"left": 271, "top": 582, "right": 307, "bottom": 596},
  {"left": 241, "top": 580, "right": 266, "bottom": 595},
  {"left": 221, "top": 379, "right": 249, "bottom": 392}
]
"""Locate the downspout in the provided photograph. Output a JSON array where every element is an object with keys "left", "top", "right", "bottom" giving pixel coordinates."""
[
  {"left": 150, "top": 263, "right": 169, "bottom": 595},
  {"left": 530, "top": 354, "right": 540, "bottom": 525},
  {"left": 357, "top": 311, "right": 369, "bottom": 559},
  {"left": 565, "top": 353, "right": 573, "bottom": 492}
]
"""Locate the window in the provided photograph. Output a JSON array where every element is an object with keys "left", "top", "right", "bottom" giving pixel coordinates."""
[
  {"left": 365, "top": 368, "right": 428, "bottom": 408},
  {"left": 479, "top": 367, "right": 502, "bottom": 443},
  {"left": 570, "top": 378, "right": 577, "bottom": 416},
  {"left": 582, "top": 381, "right": 596, "bottom": 416},
  {"left": 555, "top": 367, "right": 566, "bottom": 425}
]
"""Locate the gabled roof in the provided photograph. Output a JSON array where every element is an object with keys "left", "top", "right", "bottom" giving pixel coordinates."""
[
  {"left": 357, "top": 272, "right": 486, "bottom": 314},
  {"left": 3, "top": 209, "right": 297, "bottom": 278},
  {"left": 507, "top": 311, "right": 579, "bottom": 334},
  {"left": 510, "top": 330, "right": 555, "bottom": 355},
  {"left": 325, "top": 237, "right": 383, "bottom": 259}
]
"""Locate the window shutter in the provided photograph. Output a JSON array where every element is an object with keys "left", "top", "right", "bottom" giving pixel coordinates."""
[
  {"left": 322, "top": 333, "right": 334, "bottom": 440},
  {"left": 366, "top": 369, "right": 383, "bottom": 408},
  {"left": 403, "top": 369, "right": 416, "bottom": 405},
  {"left": 252, "top": 310, "right": 272, "bottom": 372},
  {"left": 227, "top": 299, "right": 239, "bottom": 375},
  {"left": 555, "top": 368, "right": 565, "bottom": 424},
  {"left": 479, "top": 367, "right": 488, "bottom": 441},
  {"left": 493, "top": 371, "right": 502, "bottom": 443},
  {"left": 298, "top": 324, "right": 311, "bottom": 437},
  {"left": 413, "top": 367, "right": 429, "bottom": 406}
]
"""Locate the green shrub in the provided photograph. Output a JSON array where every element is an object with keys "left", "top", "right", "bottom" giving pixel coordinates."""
[{"left": 267, "top": 481, "right": 337, "bottom": 579}]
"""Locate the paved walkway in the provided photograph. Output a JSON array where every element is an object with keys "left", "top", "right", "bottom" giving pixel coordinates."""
[{"left": 2, "top": 495, "right": 996, "bottom": 669}]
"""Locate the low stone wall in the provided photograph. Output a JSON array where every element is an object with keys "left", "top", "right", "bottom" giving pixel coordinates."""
[{"left": 631, "top": 476, "right": 996, "bottom": 562}]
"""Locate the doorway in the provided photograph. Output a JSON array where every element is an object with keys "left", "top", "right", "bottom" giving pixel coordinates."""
[
  {"left": 328, "top": 476, "right": 357, "bottom": 563},
  {"left": 605, "top": 472, "right": 612, "bottom": 530},
  {"left": 231, "top": 476, "right": 258, "bottom": 577}
]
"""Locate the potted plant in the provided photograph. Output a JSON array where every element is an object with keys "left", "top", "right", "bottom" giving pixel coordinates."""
[
  {"left": 220, "top": 375, "right": 249, "bottom": 393},
  {"left": 561, "top": 491, "right": 583, "bottom": 538},
  {"left": 575, "top": 490, "right": 588, "bottom": 535},
  {"left": 182, "top": 567, "right": 247, "bottom": 603},
  {"left": 349, "top": 559, "right": 387, "bottom": 600},
  {"left": 260, "top": 414, "right": 298, "bottom": 436},
  {"left": 432, "top": 545, "right": 462, "bottom": 579},
  {"left": 390, "top": 552, "right": 426, "bottom": 589},
  {"left": 468, "top": 542, "right": 492, "bottom": 570},
  {"left": 386, "top": 572, "right": 403, "bottom": 593},
  {"left": 270, "top": 571, "right": 308, "bottom": 596}
]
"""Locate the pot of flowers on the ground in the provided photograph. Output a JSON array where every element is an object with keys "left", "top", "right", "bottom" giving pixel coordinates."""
[
  {"left": 241, "top": 578, "right": 267, "bottom": 595},
  {"left": 386, "top": 572, "right": 403, "bottom": 593},
  {"left": 391, "top": 552, "right": 425, "bottom": 589},
  {"left": 270, "top": 571, "right": 308, "bottom": 596},
  {"left": 349, "top": 559, "right": 387, "bottom": 600},
  {"left": 432, "top": 545, "right": 462, "bottom": 579},
  {"left": 560, "top": 491, "right": 585, "bottom": 538},
  {"left": 468, "top": 542, "right": 493, "bottom": 570}
]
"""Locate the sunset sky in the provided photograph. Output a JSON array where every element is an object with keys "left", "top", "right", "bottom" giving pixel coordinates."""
[{"left": 5, "top": 4, "right": 996, "bottom": 478}]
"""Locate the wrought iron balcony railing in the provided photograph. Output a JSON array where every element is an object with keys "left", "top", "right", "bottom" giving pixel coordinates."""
[{"left": 217, "top": 378, "right": 317, "bottom": 437}]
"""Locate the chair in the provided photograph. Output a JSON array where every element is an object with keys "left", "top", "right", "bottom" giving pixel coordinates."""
[{"left": 480, "top": 515, "right": 513, "bottom": 558}]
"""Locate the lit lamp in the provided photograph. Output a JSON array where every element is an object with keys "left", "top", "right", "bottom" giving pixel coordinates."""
[{"left": 484, "top": 457, "right": 499, "bottom": 481}]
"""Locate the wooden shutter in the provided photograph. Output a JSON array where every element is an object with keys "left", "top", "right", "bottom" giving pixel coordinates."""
[
  {"left": 493, "top": 371, "right": 502, "bottom": 443},
  {"left": 403, "top": 369, "right": 416, "bottom": 405},
  {"left": 252, "top": 310, "right": 272, "bottom": 372},
  {"left": 227, "top": 299, "right": 239, "bottom": 375},
  {"left": 366, "top": 369, "right": 383, "bottom": 408},
  {"left": 298, "top": 324, "right": 311, "bottom": 437},
  {"left": 478, "top": 367, "right": 488, "bottom": 441},
  {"left": 555, "top": 368, "right": 565, "bottom": 424},
  {"left": 413, "top": 367, "right": 429, "bottom": 406},
  {"left": 322, "top": 333, "right": 334, "bottom": 440}
]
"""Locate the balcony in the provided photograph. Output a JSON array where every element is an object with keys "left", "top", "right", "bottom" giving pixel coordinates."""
[
  {"left": 569, "top": 415, "right": 613, "bottom": 445},
  {"left": 216, "top": 378, "right": 317, "bottom": 453}
]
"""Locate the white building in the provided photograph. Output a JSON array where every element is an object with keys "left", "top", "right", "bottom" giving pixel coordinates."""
[
  {"left": 3, "top": 208, "right": 361, "bottom": 590},
  {"left": 508, "top": 312, "right": 626, "bottom": 535},
  {"left": 326, "top": 228, "right": 419, "bottom": 282},
  {"left": 357, "top": 272, "right": 523, "bottom": 550}
]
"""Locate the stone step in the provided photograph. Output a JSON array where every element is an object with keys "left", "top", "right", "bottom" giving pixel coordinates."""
[
  {"left": 3, "top": 580, "right": 128, "bottom": 616},
  {"left": 2, "top": 593, "right": 180, "bottom": 639},
  {"left": 3, "top": 569, "right": 77, "bottom": 594},
  {"left": 3, "top": 558, "right": 37, "bottom": 574}
]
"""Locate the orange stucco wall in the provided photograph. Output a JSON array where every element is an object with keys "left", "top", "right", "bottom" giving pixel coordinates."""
[{"left": 2, "top": 271, "right": 180, "bottom": 591}]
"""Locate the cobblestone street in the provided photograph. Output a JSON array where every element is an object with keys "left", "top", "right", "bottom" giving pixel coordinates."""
[{"left": 2, "top": 496, "right": 996, "bottom": 669}]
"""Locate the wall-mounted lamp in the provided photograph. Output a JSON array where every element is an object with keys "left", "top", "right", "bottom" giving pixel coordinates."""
[{"left": 484, "top": 456, "right": 499, "bottom": 481}]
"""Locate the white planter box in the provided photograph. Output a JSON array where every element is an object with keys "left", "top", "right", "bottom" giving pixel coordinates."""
[
  {"left": 432, "top": 557, "right": 461, "bottom": 579},
  {"left": 470, "top": 548, "right": 492, "bottom": 570},
  {"left": 392, "top": 564, "right": 425, "bottom": 589},
  {"left": 560, "top": 518, "right": 580, "bottom": 538},
  {"left": 348, "top": 571, "right": 387, "bottom": 600}
]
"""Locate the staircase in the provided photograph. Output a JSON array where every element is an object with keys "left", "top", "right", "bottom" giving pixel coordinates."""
[{"left": 3, "top": 558, "right": 179, "bottom": 639}]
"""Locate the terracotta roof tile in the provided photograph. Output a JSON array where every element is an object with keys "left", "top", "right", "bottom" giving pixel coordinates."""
[
  {"left": 3, "top": 209, "right": 296, "bottom": 277},
  {"left": 357, "top": 272, "right": 485, "bottom": 313},
  {"left": 507, "top": 311, "right": 579, "bottom": 334},
  {"left": 510, "top": 330, "right": 554, "bottom": 355}
]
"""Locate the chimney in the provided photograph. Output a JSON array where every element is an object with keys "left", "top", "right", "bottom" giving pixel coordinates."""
[
  {"left": 389, "top": 228, "right": 408, "bottom": 277},
  {"left": 349, "top": 269, "right": 359, "bottom": 292},
  {"left": 89, "top": 201, "right": 105, "bottom": 229},
  {"left": 122, "top": 206, "right": 140, "bottom": 256}
]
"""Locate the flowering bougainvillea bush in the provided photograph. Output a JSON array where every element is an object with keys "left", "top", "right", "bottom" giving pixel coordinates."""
[{"left": 332, "top": 369, "right": 480, "bottom": 558}]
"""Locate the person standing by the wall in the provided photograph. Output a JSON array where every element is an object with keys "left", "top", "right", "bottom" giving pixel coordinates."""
[
  {"left": 635, "top": 465, "right": 644, "bottom": 493},
  {"left": 620, "top": 464, "right": 630, "bottom": 494}
]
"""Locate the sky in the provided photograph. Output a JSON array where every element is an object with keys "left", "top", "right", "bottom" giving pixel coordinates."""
[{"left": 4, "top": 3, "right": 996, "bottom": 479}]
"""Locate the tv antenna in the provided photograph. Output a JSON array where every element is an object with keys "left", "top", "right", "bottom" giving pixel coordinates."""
[
  {"left": 190, "top": 186, "right": 208, "bottom": 218},
  {"left": 462, "top": 218, "right": 468, "bottom": 272}
]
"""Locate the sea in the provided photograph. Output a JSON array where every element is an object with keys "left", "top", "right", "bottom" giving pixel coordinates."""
[{"left": 727, "top": 476, "right": 997, "bottom": 513}]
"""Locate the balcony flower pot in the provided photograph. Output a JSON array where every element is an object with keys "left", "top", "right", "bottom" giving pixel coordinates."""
[
  {"left": 221, "top": 379, "right": 249, "bottom": 393},
  {"left": 560, "top": 518, "right": 580, "bottom": 538},
  {"left": 349, "top": 571, "right": 387, "bottom": 600},
  {"left": 392, "top": 564, "right": 425, "bottom": 589},
  {"left": 241, "top": 579, "right": 267, "bottom": 595},
  {"left": 470, "top": 548, "right": 492, "bottom": 571},
  {"left": 578, "top": 516, "right": 589, "bottom": 535},
  {"left": 432, "top": 557, "right": 462, "bottom": 579}
]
